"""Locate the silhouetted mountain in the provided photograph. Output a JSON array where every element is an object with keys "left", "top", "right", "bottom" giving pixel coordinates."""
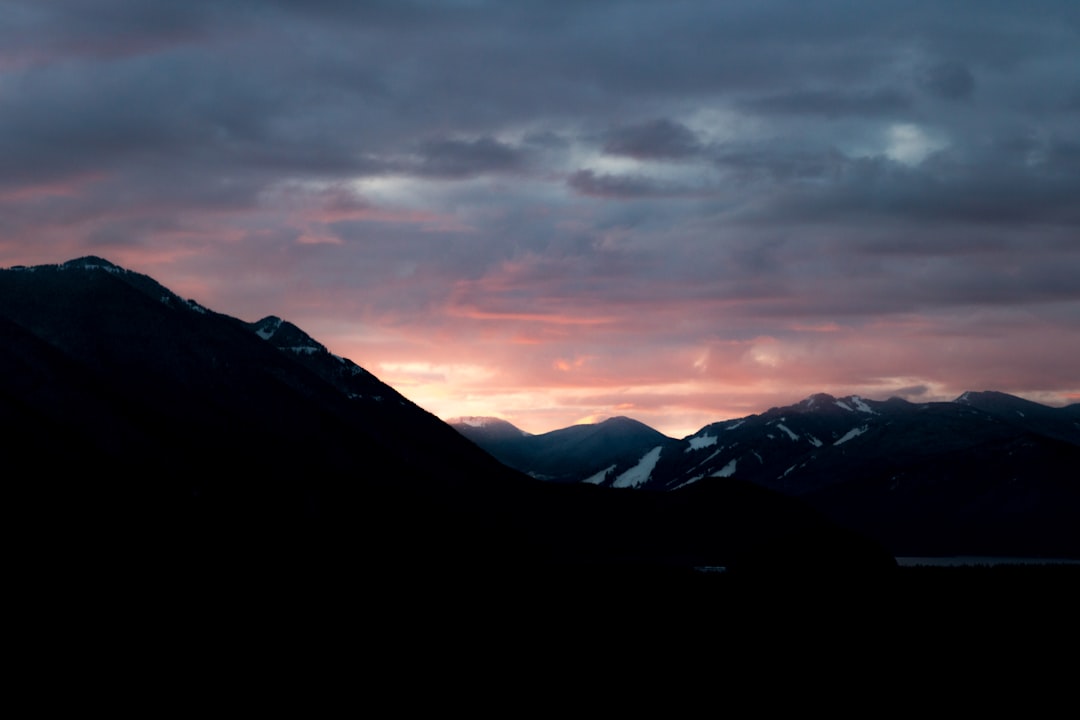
[
  {"left": 492, "top": 392, "right": 1080, "bottom": 558},
  {"left": 451, "top": 415, "right": 672, "bottom": 483},
  {"left": 449, "top": 416, "right": 531, "bottom": 443},
  {"left": 3, "top": 257, "right": 891, "bottom": 592},
  {"left": 1, "top": 257, "right": 534, "bottom": 584}
]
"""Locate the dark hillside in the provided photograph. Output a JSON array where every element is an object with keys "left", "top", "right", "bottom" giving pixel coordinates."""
[
  {"left": 483, "top": 392, "right": 1080, "bottom": 559},
  {"left": 2, "top": 258, "right": 891, "bottom": 592},
  {"left": 452, "top": 414, "right": 675, "bottom": 483}
]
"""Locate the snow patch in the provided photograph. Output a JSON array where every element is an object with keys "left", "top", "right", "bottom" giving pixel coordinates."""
[
  {"left": 710, "top": 459, "right": 737, "bottom": 478},
  {"left": 582, "top": 464, "right": 616, "bottom": 485},
  {"left": 693, "top": 448, "right": 723, "bottom": 469},
  {"left": 288, "top": 346, "right": 321, "bottom": 355},
  {"left": 67, "top": 261, "right": 123, "bottom": 274},
  {"left": 255, "top": 318, "right": 282, "bottom": 340},
  {"left": 776, "top": 423, "right": 800, "bottom": 441},
  {"left": 834, "top": 425, "right": 869, "bottom": 446},
  {"left": 612, "top": 446, "right": 663, "bottom": 489},
  {"left": 851, "top": 396, "right": 876, "bottom": 414},
  {"left": 686, "top": 433, "right": 718, "bottom": 452},
  {"left": 835, "top": 400, "right": 853, "bottom": 412},
  {"left": 725, "top": 420, "right": 745, "bottom": 430},
  {"left": 807, "top": 434, "right": 823, "bottom": 448},
  {"left": 671, "top": 474, "right": 705, "bottom": 491}
]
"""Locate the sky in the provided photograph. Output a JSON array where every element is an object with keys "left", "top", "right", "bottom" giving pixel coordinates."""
[{"left": 2, "top": 0, "right": 1079, "bottom": 438}]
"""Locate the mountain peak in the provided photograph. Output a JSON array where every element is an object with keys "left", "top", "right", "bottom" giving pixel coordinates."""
[
  {"left": 955, "top": 390, "right": 1020, "bottom": 405},
  {"left": 252, "top": 316, "right": 285, "bottom": 340},
  {"left": 248, "top": 315, "right": 326, "bottom": 355},
  {"left": 448, "top": 416, "right": 531, "bottom": 440},
  {"left": 61, "top": 256, "right": 126, "bottom": 273},
  {"left": 597, "top": 415, "right": 641, "bottom": 427},
  {"left": 449, "top": 416, "right": 502, "bottom": 428},
  {"left": 593, "top": 415, "right": 670, "bottom": 437},
  {"left": 799, "top": 393, "right": 837, "bottom": 409}
]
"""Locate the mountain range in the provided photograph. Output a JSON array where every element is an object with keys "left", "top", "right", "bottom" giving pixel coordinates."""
[
  {"left": 453, "top": 395, "right": 1080, "bottom": 558},
  {"left": 450, "top": 414, "right": 671, "bottom": 484},
  {"left": 4, "top": 257, "right": 898, "bottom": 592},
  {"left": 9, "top": 255, "right": 1080, "bottom": 675}
]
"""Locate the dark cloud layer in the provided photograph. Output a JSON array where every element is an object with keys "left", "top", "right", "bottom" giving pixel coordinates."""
[
  {"left": 603, "top": 119, "right": 703, "bottom": 159},
  {"left": 414, "top": 137, "right": 526, "bottom": 178},
  {"left": 2, "top": 0, "right": 1079, "bottom": 434}
]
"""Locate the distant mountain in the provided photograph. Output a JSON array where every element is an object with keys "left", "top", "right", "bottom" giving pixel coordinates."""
[
  {"left": 451, "top": 415, "right": 673, "bottom": 484},
  {"left": 3, "top": 257, "right": 890, "bottom": 587},
  {"left": 449, "top": 416, "right": 531, "bottom": 442},
  {"left": 492, "top": 392, "right": 1080, "bottom": 558}
]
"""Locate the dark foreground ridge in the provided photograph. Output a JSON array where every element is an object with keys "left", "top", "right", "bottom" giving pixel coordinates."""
[
  {"left": 3, "top": 257, "right": 895, "bottom": 589},
  {"left": 7, "top": 258, "right": 1079, "bottom": 678}
]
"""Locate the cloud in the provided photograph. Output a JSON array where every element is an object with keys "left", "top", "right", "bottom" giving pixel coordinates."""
[
  {"left": 747, "top": 89, "right": 911, "bottom": 118},
  {"left": 712, "top": 146, "right": 846, "bottom": 183},
  {"left": 2, "top": 0, "right": 1080, "bottom": 435},
  {"left": 567, "top": 170, "right": 694, "bottom": 199},
  {"left": 919, "top": 60, "right": 976, "bottom": 100},
  {"left": 602, "top": 119, "right": 703, "bottom": 160},
  {"left": 413, "top": 137, "right": 526, "bottom": 178}
]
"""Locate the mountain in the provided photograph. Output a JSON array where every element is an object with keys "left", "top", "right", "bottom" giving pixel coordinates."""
[
  {"left": 0, "top": 257, "right": 508, "bottom": 486},
  {"left": 488, "top": 392, "right": 1080, "bottom": 558},
  {"left": 1, "top": 257, "right": 538, "bottom": 584},
  {"left": 449, "top": 416, "right": 531, "bottom": 442},
  {"left": 2, "top": 257, "right": 892, "bottom": 589},
  {"left": 451, "top": 415, "right": 672, "bottom": 484}
]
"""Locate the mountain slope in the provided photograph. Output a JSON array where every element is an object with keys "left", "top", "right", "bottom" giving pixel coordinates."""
[
  {"left": 499, "top": 392, "right": 1080, "bottom": 558},
  {"left": 3, "top": 257, "right": 890, "bottom": 583},
  {"left": 673, "top": 394, "right": 1080, "bottom": 557},
  {"left": 451, "top": 415, "right": 675, "bottom": 483}
]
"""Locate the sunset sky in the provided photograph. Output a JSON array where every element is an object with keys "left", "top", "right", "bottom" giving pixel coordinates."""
[{"left": 2, "top": 1, "right": 1079, "bottom": 437}]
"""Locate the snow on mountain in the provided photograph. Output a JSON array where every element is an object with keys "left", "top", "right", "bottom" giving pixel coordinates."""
[
  {"left": 711, "top": 459, "right": 737, "bottom": 478},
  {"left": 686, "top": 433, "right": 718, "bottom": 452},
  {"left": 834, "top": 425, "right": 869, "bottom": 446},
  {"left": 775, "top": 422, "right": 800, "bottom": 441},
  {"left": 582, "top": 464, "right": 616, "bottom": 485},
  {"left": 612, "top": 445, "right": 663, "bottom": 488},
  {"left": 60, "top": 256, "right": 127, "bottom": 274},
  {"left": 254, "top": 316, "right": 283, "bottom": 340},
  {"left": 850, "top": 396, "right": 876, "bottom": 414}
]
